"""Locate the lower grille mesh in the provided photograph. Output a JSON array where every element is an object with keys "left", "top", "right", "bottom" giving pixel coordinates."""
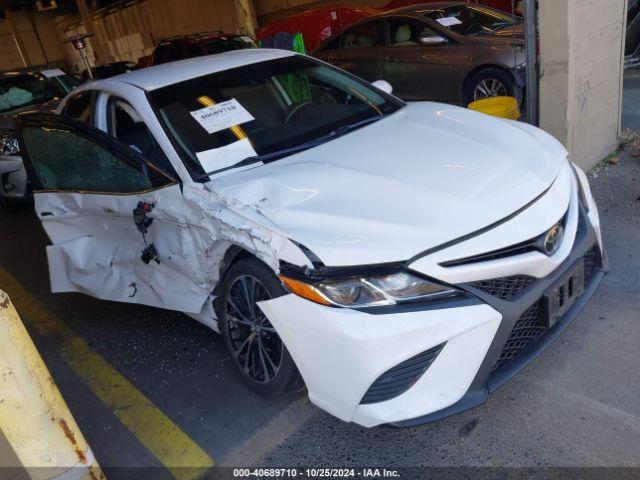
[
  {"left": 583, "top": 245, "right": 600, "bottom": 283},
  {"left": 471, "top": 275, "right": 535, "bottom": 300},
  {"left": 492, "top": 301, "right": 545, "bottom": 372},
  {"left": 360, "top": 343, "right": 444, "bottom": 404},
  {"left": 491, "top": 244, "right": 601, "bottom": 374}
]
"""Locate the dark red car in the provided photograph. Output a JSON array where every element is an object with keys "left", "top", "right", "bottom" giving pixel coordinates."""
[
  {"left": 148, "top": 32, "right": 257, "bottom": 66},
  {"left": 256, "top": 7, "right": 379, "bottom": 53}
]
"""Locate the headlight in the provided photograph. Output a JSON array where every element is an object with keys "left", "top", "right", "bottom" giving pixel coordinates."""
[
  {"left": 279, "top": 271, "right": 462, "bottom": 308},
  {"left": 0, "top": 132, "right": 20, "bottom": 156}
]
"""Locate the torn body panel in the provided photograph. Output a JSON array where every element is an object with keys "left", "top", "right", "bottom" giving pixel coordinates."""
[{"left": 37, "top": 182, "right": 312, "bottom": 329}]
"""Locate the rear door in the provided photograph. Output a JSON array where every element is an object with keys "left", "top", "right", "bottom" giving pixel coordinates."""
[
  {"left": 319, "top": 20, "right": 384, "bottom": 82},
  {"left": 14, "top": 113, "right": 208, "bottom": 312}
]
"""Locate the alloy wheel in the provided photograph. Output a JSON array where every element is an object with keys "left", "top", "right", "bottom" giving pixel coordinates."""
[
  {"left": 473, "top": 78, "right": 508, "bottom": 100},
  {"left": 225, "top": 274, "right": 283, "bottom": 383}
]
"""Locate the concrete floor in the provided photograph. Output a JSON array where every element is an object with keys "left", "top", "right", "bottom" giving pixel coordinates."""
[{"left": 1, "top": 78, "right": 639, "bottom": 476}]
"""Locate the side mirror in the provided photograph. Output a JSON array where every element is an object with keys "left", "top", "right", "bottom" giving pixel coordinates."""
[
  {"left": 419, "top": 35, "right": 446, "bottom": 46},
  {"left": 371, "top": 79, "right": 393, "bottom": 95}
]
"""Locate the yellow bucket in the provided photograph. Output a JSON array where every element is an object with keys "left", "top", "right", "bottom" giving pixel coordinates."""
[{"left": 467, "top": 96, "right": 521, "bottom": 120}]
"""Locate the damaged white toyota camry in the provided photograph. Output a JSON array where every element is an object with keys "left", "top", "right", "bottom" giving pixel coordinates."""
[{"left": 15, "top": 49, "right": 606, "bottom": 427}]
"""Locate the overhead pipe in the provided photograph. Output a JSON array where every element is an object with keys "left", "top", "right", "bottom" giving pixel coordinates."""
[{"left": 4, "top": 9, "right": 31, "bottom": 67}]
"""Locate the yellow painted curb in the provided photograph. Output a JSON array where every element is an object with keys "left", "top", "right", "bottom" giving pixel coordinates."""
[{"left": 0, "top": 289, "right": 105, "bottom": 480}]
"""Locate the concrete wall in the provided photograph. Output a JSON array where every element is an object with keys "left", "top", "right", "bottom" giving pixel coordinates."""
[
  {"left": 0, "top": 0, "right": 250, "bottom": 73},
  {"left": 55, "top": 0, "right": 248, "bottom": 71},
  {"left": 254, "top": 0, "right": 388, "bottom": 23},
  {"left": 96, "top": 0, "right": 242, "bottom": 62},
  {"left": 539, "top": 0, "right": 627, "bottom": 170},
  {"left": 0, "top": 10, "right": 65, "bottom": 69}
]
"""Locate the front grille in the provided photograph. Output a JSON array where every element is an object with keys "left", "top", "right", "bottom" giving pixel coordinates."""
[
  {"left": 441, "top": 239, "right": 538, "bottom": 267},
  {"left": 583, "top": 245, "right": 601, "bottom": 283},
  {"left": 491, "top": 244, "right": 601, "bottom": 374},
  {"left": 575, "top": 209, "right": 587, "bottom": 239},
  {"left": 471, "top": 275, "right": 535, "bottom": 300},
  {"left": 492, "top": 301, "right": 545, "bottom": 372},
  {"left": 360, "top": 343, "right": 444, "bottom": 404}
]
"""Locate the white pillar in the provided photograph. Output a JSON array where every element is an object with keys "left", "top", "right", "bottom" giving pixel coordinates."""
[{"left": 539, "top": 0, "right": 627, "bottom": 170}]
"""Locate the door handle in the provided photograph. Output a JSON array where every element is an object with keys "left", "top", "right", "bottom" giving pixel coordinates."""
[{"left": 40, "top": 211, "right": 53, "bottom": 217}]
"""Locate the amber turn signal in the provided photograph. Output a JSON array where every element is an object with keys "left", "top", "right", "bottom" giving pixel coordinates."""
[{"left": 278, "top": 275, "right": 331, "bottom": 306}]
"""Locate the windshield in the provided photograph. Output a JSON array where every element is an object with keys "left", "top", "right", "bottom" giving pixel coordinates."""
[
  {"left": 424, "top": 5, "right": 521, "bottom": 36},
  {"left": 150, "top": 55, "right": 403, "bottom": 178},
  {"left": 0, "top": 71, "right": 79, "bottom": 114}
]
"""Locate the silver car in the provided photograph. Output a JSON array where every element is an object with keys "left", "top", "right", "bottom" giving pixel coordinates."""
[{"left": 0, "top": 66, "right": 80, "bottom": 207}]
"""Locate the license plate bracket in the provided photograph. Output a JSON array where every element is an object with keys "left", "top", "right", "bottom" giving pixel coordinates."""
[{"left": 542, "top": 260, "right": 585, "bottom": 328}]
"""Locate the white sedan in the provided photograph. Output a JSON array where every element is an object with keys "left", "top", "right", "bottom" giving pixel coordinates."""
[{"left": 15, "top": 49, "right": 606, "bottom": 427}]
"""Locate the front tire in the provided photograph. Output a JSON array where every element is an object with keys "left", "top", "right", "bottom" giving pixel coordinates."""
[
  {"left": 462, "top": 67, "right": 518, "bottom": 106},
  {"left": 219, "top": 257, "right": 302, "bottom": 396}
]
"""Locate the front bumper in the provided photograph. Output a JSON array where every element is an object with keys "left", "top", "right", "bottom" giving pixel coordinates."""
[
  {"left": 392, "top": 224, "right": 604, "bottom": 427},
  {"left": 259, "top": 203, "right": 604, "bottom": 428}
]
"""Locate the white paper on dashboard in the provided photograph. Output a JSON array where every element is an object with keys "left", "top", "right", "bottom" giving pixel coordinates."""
[
  {"left": 436, "top": 17, "right": 463, "bottom": 27},
  {"left": 41, "top": 68, "right": 66, "bottom": 78},
  {"left": 241, "top": 36, "right": 253, "bottom": 42},
  {"left": 195, "top": 137, "right": 258, "bottom": 173},
  {"left": 190, "top": 99, "right": 255, "bottom": 135}
]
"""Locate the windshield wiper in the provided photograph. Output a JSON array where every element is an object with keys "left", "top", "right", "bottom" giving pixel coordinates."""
[
  {"left": 198, "top": 114, "right": 386, "bottom": 181},
  {"left": 196, "top": 156, "right": 264, "bottom": 180}
]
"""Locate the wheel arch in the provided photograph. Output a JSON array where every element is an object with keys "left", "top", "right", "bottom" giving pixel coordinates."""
[
  {"left": 461, "top": 64, "right": 517, "bottom": 103},
  {"left": 217, "top": 245, "right": 255, "bottom": 285}
]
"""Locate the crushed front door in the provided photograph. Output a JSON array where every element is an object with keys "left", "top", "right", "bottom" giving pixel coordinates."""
[{"left": 15, "top": 113, "right": 210, "bottom": 314}]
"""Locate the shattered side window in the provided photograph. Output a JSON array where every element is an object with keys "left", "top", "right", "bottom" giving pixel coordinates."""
[{"left": 22, "top": 126, "right": 157, "bottom": 193}]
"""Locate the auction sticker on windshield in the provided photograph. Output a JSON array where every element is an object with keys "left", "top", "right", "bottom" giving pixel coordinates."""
[
  {"left": 190, "top": 99, "right": 255, "bottom": 134},
  {"left": 436, "top": 17, "right": 463, "bottom": 27},
  {"left": 195, "top": 137, "right": 258, "bottom": 173},
  {"left": 41, "top": 68, "right": 66, "bottom": 78}
]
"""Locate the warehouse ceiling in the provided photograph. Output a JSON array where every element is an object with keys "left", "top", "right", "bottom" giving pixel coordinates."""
[{"left": 0, "top": 0, "right": 132, "bottom": 17}]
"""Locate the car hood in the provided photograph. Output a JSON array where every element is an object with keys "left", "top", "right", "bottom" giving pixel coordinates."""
[
  {"left": 0, "top": 98, "right": 60, "bottom": 131},
  {"left": 212, "top": 102, "right": 567, "bottom": 267}
]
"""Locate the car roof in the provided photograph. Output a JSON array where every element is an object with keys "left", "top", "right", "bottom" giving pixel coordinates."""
[
  {"left": 158, "top": 31, "right": 247, "bottom": 45},
  {"left": 105, "top": 48, "right": 294, "bottom": 91},
  {"left": 0, "top": 65, "right": 66, "bottom": 78},
  {"left": 383, "top": 2, "right": 472, "bottom": 15}
]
